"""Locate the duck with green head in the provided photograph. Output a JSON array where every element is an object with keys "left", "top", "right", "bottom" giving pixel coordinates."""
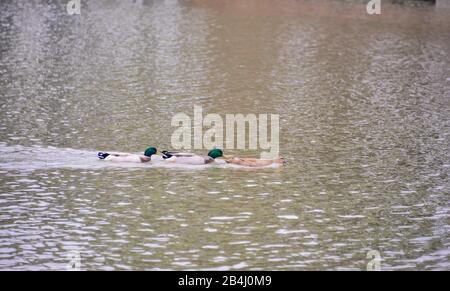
[
  {"left": 97, "top": 147, "right": 159, "bottom": 163},
  {"left": 161, "top": 148, "right": 224, "bottom": 165}
]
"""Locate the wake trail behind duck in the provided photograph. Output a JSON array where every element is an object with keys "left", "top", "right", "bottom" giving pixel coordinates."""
[{"left": 0, "top": 144, "right": 281, "bottom": 171}]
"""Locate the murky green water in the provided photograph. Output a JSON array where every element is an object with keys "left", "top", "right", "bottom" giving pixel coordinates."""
[{"left": 0, "top": 0, "right": 449, "bottom": 270}]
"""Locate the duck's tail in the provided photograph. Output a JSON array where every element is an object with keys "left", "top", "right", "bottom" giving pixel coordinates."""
[
  {"left": 97, "top": 152, "right": 110, "bottom": 160},
  {"left": 161, "top": 151, "right": 173, "bottom": 159}
]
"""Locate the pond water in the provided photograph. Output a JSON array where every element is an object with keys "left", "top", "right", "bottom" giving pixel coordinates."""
[{"left": 0, "top": 0, "right": 449, "bottom": 270}]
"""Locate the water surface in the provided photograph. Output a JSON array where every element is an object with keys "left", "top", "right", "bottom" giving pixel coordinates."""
[{"left": 0, "top": 0, "right": 449, "bottom": 270}]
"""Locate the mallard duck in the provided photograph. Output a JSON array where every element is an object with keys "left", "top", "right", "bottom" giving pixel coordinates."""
[
  {"left": 161, "top": 149, "right": 223, "bottom": 165},
  {"left": 225, "top": 157, "right": 285, "bottom": 167},
  {"left": 97, "top": 147, "right": 158, "bottom": 163}
]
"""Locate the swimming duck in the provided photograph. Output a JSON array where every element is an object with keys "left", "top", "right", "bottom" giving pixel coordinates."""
[
  {"left": 225, "top": 156, "right": 285, "bottom": 167},
  {"left": 161, "top": 149, "right": 224, "bottom": 165},
  {"left": 97, "top": 147, "right": 158, "bottom": 163}
]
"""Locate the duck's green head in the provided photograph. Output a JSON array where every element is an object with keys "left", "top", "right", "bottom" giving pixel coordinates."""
[
  {"left": 208, "top": 148, "right": 223, "bottom": 159},
  {"left": 144, "top": 147, "right": 157, "bottom": 157}
]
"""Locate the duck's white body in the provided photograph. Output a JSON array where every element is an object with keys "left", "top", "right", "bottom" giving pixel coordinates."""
[
  {"left": 103, "top": 153, "right": 147, "bottom": 163},
  {"left": 162, "top": 152, "right": 215, "bottom": 165},
  {"left": 99, "top": 152, "right": 163, "bottom": 163}
]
